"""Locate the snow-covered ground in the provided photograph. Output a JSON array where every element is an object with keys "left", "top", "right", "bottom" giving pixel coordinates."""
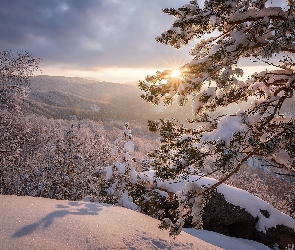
[{"left": 0, "top": 195, "right": 271, "bottom": 249}]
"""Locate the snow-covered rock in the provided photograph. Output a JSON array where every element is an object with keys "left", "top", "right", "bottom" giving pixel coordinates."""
[
  {"left": 139, "top": 171, "right": 295, "bottom": 249},
  {"left": 202, "top": 192, "right": 295, "bottom": 249}
]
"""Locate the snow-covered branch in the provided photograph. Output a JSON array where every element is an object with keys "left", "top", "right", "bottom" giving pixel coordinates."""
[{"left": 139, "top": 0, "right": 295, "bottom": 236}]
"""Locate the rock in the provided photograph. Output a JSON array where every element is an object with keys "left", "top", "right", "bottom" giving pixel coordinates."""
[
  {"left": 260, "top": 209, "right": 270, "bottom": 218},
  {"left": 202, "top": 192, "right": 258, "bottom": 240},
  {"left": 202, "top": 192, "right": 295, "bottom": 250}
]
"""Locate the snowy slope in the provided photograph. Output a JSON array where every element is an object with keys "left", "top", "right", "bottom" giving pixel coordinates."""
[{"left": 0, "top": 195, "right": 271, "bottom": 250}]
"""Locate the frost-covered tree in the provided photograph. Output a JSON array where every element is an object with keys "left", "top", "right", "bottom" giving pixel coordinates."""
[
  {"left": 0, "top": 50, "right": 40, "bottom": 111},
  {"left": 139, "top": 0, "right": 295, "bottom": 235},
  {"left": 0, "top": 116, "right": 113, "bottom": 200},
  {"left": 44, "top": 122, "right": 112, "bottom": 201},
  {"left": 0, "top": 50, "right": 40, "bottom": 161},
  {"left": 0, "top": 51, "right": 40, "bottom": 190},
  {"left": 98, "top": 123, "right": 140, "bottom": 209},
  {"left": 50, "top": 124, "right": 85, "bottom": 200}
]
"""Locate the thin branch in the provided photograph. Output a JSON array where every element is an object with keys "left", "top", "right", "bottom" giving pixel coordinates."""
[
  {"left": 200, "top": 151, "right": 255, "bottom": 196},
  {"left": 274, "top": 172, "right": 295, "bottom": 178}
]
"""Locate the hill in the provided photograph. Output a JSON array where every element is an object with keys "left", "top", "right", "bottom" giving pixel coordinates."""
[{"left": 23, "top": 75, "right": 192, "bottom": 124}]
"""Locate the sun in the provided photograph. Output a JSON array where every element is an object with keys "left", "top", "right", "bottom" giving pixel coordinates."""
[{"left": 171, "top": 69, "right": 181, "bottom": 78}]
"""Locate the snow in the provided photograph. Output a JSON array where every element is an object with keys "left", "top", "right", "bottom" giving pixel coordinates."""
[
  {"left": 272, "top": 149, "right": 291, "bottom": 169},
  {"left": 117, "top": 162, "right": 126, "bottom": 175},
  {"left": 192, "top": 93, "right": 203, "bottom": 113},
  {"left": 111, "top": 145, "right": 119, "bottom": 155},
  {"left": 90, "top": 105, "right": 100, "bottom": 113},
  {"left": 139, "top": 171, "right": 295, "bottom": 233},
  {"left": 229, "top": 7, "right": 293, "bottom": 23},
  {"left": 119, "top": 190, "right": 138, "bottom": 211},
  {"left": 0, "top": 195, "right": 272, "bottom": 250},
  {"left": 209, "top": 15, "right": 217, "bottom": 26},
  {"left": 105, "top": 165, "right": 113, "bottom": 180},
  {"left": 183, "top": 229, "right": 271, "bottom": 250},
  {"left": 124, "top": 140, "right": 134, "bottom": 153},
  {"left": 130, "top": 167, "right": 137, "bottom": 184},
  {"left": 201, "top": 115, "right": 248, "bottom": 146},
  {"left": 212, "top": 179, "right": 295, "bottom": 233}
]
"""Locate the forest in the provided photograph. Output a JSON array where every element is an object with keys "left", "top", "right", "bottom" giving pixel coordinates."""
[{"left": 1, "top": 0, "right": 295, "bottom": 249}]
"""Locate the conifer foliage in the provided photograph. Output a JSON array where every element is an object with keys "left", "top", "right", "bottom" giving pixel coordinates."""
[{"left": 139, "top": 0, "right": 295, "bottom": 235}]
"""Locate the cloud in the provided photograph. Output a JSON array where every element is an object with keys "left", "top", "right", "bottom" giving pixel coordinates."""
[{"left": 0, "top": 0, "right": 191, "bottom": 71}]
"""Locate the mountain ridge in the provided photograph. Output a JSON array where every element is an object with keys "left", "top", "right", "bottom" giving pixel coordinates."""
[{"left": 24, "top": 75, "right": 192, "bottom": 123}]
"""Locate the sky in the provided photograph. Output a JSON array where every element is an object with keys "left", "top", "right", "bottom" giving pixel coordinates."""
[
  {"left": 0, "top": 0, "right": 288, "bottom": 83},
  {"left": 0, "top": 0, "right": 195, "bottom": 83}
]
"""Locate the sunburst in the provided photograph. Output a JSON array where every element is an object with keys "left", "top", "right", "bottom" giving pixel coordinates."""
[{"left": 171, "top": 69, "right": 181, "bottom": 78}]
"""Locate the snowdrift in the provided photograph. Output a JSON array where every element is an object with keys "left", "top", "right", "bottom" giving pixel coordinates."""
[{"left": 0, "top": 195, "right": 272, "bottom": 249}]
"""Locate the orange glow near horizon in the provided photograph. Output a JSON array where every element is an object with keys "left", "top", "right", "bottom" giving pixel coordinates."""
[{"left": 40, "top": 65, "right": 160, "bottom": 83}]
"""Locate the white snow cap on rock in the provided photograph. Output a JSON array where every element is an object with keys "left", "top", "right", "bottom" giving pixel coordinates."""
[{"left": 139, "top": 171, "right": 295, "bottom": 233}]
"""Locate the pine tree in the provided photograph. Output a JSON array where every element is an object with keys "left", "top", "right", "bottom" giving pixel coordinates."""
[
  {"left": 99, "top": 123, "right": 139, "bottom": 210},
  {"left": 139, "top": 0, "right": 295, "bottom": 234}
]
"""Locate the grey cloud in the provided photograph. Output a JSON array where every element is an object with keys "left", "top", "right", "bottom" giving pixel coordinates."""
[{"left": 0, "top": 0, "right": 191, "bottom": 69}]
